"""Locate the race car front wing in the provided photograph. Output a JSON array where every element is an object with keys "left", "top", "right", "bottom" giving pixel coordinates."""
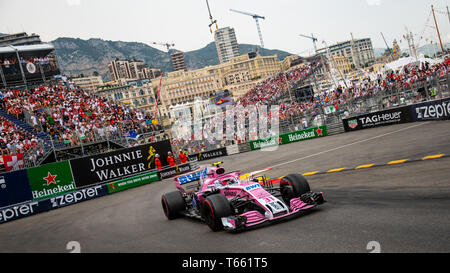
[{"left": 221, "top": 192, "right": 325, "bottom": 231}]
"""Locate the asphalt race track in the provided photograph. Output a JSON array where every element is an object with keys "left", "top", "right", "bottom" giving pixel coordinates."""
[{"left": 0, "top": 120, "right": 449, "bottom": 253}]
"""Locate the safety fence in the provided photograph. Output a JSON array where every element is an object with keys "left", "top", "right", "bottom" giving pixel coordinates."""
[{"left": 10, "top": 72, "right": 450, "bottom": 170}]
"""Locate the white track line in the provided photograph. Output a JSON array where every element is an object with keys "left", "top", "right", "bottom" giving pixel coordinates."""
[{"left": 269, "top": 122, "right": 431, "bottom": 169}]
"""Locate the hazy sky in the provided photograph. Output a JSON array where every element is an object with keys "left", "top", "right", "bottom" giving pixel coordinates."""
[{"left": 1, "top": 0, "right": 449, "bottom": 56}]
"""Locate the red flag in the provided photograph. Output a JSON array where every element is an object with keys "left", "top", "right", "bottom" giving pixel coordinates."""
[{"left": 2, "top": 153, "right": 25, "bottom": 172}]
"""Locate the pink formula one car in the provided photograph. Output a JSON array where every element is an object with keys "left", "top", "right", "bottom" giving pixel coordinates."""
[{"left": 161, "top": 162, "right": 326, "bottom": 232}]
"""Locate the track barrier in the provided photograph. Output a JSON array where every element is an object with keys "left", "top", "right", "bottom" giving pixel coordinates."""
[
  {"left": 1, "top": 96, "right": 449, "bottom": 225},
  {"left": 343, "top": 97, "right": 450, "bottom": 132}
]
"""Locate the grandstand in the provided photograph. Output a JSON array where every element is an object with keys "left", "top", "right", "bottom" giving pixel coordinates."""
[
  {"left": 0, "top": 43, "right": 60, "bottom": 88},
  {"left": 0, "top": 40, "right": 167, "bottom": 172},
  {"left": 171, "top": 56, "right": 450, "bottom": 153}
]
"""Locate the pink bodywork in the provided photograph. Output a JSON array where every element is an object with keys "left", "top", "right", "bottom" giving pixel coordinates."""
[{"left": 173, "top": 165, "right": 320, "bottom": 230}]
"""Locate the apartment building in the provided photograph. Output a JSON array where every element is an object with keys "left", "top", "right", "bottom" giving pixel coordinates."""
[
  {"left": 170, "top": 50, "right": 187, "bottom": 72},
  {"left": 100, "top": 52, "right": 284, "bottom": 124},
  {"left": 214, "top": 27, "right": 240, "bottom": 64},
  {"left": 71, "top": 76, "right": 104, "bottom": 93},
  {"left": 206, "top": 53, "right": 282, "bottom": 99},
  {"left": 317, "top": 38, "right": 375, "bottom": 68},
  {"left": 108, "top": 59, "right": 161, "bottom": 82},
  {"left": 95, "top": 79, "right": 159, "bottom": 114}
]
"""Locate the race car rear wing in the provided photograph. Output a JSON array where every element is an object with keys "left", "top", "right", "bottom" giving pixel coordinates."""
[{"left": 174, "top": 168, "right": 208, "bottom": 194}]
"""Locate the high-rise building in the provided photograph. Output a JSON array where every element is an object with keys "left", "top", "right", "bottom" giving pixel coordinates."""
[
  {"left": 128, "top": 61, "right": 147, "bottom": 79},
  {"left": 170, "top": 50, "right": 187, "bottom": 72},
  {"left": 214, "top": 27, "right": 240, "bottom": 64},
  {"left": 108, "top": 60, "right": 132, "bottom": 81},
  {"left": 108, "top": 59, "right": 161, "bottom": 82},
  {"left": 143, "top": 67, "right": 162, "bottom": 80}
]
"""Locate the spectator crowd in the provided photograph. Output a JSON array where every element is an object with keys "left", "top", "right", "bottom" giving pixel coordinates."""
[
  {"left": 0, "top": 56, "right": 448, "bottom": 161},
  {"left": 0, "top": 82, "right": 162, "bottom": 156},
  {"left": 171, "top": 57, "right": 449, "bottom": 153}
]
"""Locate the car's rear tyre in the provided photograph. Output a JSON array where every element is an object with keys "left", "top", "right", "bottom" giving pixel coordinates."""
[
  {"left": 203, "top": 194, "right": 233, "bottom": 232},
  {"left": 280, "top": 174, "right": 311, "bottom": 204},
  {"left": 161, "top": 191, "right": 186, "bottom": 220}
]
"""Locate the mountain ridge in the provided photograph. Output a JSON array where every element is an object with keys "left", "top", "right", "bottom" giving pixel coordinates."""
[{"left": 49, "top": 37, "right": 293, "bottom": 80}]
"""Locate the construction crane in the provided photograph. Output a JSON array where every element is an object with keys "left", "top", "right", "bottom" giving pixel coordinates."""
[
  {"left": 230, "top": 8, "right": 265, "bottom": 49},
  {"left": 206, "top": 0, "right": 218, "bottom": 33},
  {"left": 151, "top": 42, "right": 175, "bottom": 52},
  {"left": 298, "top": 33, "right": 318, "bottom": 53},
  {"left": 380, "top": 32, "right": 392, "bottom": 54}
]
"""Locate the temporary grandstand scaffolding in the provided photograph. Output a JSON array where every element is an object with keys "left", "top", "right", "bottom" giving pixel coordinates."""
[{"left": 0, "top": 43, "right": 61, "bottom": 88}]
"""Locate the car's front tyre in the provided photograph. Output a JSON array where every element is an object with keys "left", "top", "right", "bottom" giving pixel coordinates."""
[
  {"left": 161, "top": 191, "right": 186, "bottom": 220},
  {"left": 203, "top": 194, "right": 233, "bottom": 232},
  {"left": 280, "top": 174, "right": 311, "bottom": 205}
]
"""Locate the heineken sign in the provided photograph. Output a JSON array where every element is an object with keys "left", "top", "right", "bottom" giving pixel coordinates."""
[
  {"left": 250, "top": 136, "right": 279, "bottom": 150},
  {"left": 283, "top": 128, "right": 323, "bottom": 143},
  {"left": 250, "top": 126, "right": 328, "bottom": 150},
  {"left": 26, "top": 161, "right": 76, "bottom": 201}
]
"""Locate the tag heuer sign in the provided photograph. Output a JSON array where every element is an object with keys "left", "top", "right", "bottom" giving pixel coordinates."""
[
  {"left": 348, "top": 119, "right": 358, "bottom": 129},
  {"left": 26, "top": 63, "right": 36, "bottom": 74},
  {"left": 343, "top": 106, "right": 411, "bottom": 132},
  {"left": 26, "top": 161, "right": 76, "bottom": 201}
]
